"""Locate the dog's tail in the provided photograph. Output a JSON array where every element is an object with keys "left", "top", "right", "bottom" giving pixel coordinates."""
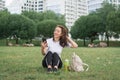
[{"left": 83, "top": 63, "right": 89, "bottom": 71}]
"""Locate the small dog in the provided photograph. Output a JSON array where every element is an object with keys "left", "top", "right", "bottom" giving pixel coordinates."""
[{"left": 70, "top": 52, "right": 89, "bottom": 72}]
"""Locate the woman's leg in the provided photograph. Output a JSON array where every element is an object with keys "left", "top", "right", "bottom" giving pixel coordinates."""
[
  {"left": 42, "top": 51, "right": 53, "bottom": 68},
  {"left": 52, "top": 52, "right": 63, "bottom": 69}
]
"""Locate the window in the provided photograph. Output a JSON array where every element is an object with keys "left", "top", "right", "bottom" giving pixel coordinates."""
[
  {"left": 110, "top": 0, "right": 112, "bottom": 2},
  {"left": 31, "top": 8, "right": 34, "bottom": 10},
  {"left": 39, "top": 5, "right": 43, "bottom": 7},
  {"left": 24, "top": 7, "right": 26, "bottom": 9},
  {"left": 32, "top": 5, "right": 34, "bottom": 7},
  {"left": 113, "top": 0, "right": 116, "bottom": 2},
  {"left": 39, "top": 8, "right": 43, "bottom": 10},
  {"left": 39, "top": 1, "right": 43, "bottom": 3}
]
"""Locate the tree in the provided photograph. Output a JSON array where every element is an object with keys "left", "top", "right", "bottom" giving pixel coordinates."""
[
  {"left": 107, "top": 11, "right": 120, "bottom": 35},
  {"left": 71, "top": 14, "right": 103, "bottom": 46},
  {"left": 43, "top": 10, "right": 65, "bottom": 24},
  {"left": 8, "top": 14, "right": 36, "bottom": 44},
  {"left": 21, "top": 11, "right": 44, "bottom": 23},
  {"left": 71, "top": 16, "right": 87, "bottom": 46},
  {"left": 86, "top": 15, "right": 104, "bottom": 43},
  {"left": 37, "top": 20, "right": 65, "bottom": 37},
  {"left": 22, "top": 10, "right": 65, "bottom": 24},
  {"left": 96, "top": 3, "right": 116, "bottom": 46},
  {"left": 22, "top": 10, "right": 65, "bottom": 38},
  {"left": 0, "top": 10, "right": 10, "bottom": 39}
]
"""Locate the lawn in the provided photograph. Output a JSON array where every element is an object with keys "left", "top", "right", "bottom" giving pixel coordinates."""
[{"left": 0, "top": 47, "right": 120, "bottom": 80}]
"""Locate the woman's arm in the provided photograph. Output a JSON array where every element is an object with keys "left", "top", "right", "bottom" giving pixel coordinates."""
[
  {"left": 41, "top": 42, "right": 47, "bottom": 55},
  {"left": 67, "top": 37, "right": 78, "bottom": 48}
]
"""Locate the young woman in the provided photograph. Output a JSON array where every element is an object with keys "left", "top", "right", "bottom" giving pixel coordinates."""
[{"left": 41, "top": 25, "right": 78, "bottom": 73}]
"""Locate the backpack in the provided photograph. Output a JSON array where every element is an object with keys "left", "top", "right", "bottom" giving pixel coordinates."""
[{"left": 70, "top": 52, "right": 89, "bottom": 72}]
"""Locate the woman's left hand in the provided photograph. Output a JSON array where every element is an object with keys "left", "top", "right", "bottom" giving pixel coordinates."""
[{"left": 66, "top": 36, "right": 78, "bottom": 48}]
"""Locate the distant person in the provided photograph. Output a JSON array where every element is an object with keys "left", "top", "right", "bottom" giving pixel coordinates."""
[{"left": 41, "top": 25, "right": 78, "bottom": 73}]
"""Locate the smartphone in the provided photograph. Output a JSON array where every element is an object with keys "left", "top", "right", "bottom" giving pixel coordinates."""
[{"left": 42, "top": 37, "right": 46, "bottom": 42}]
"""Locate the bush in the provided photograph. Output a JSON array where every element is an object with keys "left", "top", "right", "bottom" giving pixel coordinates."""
[
  {"left": 0, "top": 39, "right": 120, "bottom": 47},
  {"left": 32, "top": 40, "right": 41, "bottom": 46},
  {"left": 76, "top": 40, "right": 120, "bottom": 47}
]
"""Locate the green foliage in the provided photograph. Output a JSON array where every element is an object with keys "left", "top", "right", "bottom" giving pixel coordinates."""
[
  {"left": 0, "top": 10, "right": 65, "bottom": 44},
  {"left": 76, "top": 40, "right": 120, "bottom": 47},
  {"left": 71, "top": 14, "right": 103, "bottom": 44},
  {"left": 96, "top": 3, "right": 116, "bottom": 46},
  {"left": 22, "top": 11, "right": 44, "bottom": 23},
  {"left": 22, "top": 10, "right": 65, "bottom": 38},
  {"left": 107, "top": 10, "right": 120, "bottom": 34},
  {"left": 0, "top": 10, "right": 10, "bottom": 39},
  {"left": 43, "top": 10, "right": 65, "bottom": 23},
  {"left": 8, "top": 14, "right": 37, "bottom": 40},
  {"left": 0, "top": 39, "right": 120, "bottom": 47},
  {"left": 71, "top": 2, "right": 120, "bottom": 46},
  {"left": 22, "top": 10, "right": 65, "bottom": 24},
  {"left": 37, "top": 20, "right": 65, "bottom": 37}
]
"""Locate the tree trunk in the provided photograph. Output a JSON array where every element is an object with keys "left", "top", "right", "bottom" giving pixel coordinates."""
[
  {"left": 16, "top": 38, "right": 19, "bottom": 44},
  {"left": 106, "top": 32, "right": 109, "bottom": 47},
  {"left": 101, "top": 35, "right": 103, "bottom": 41},
  {"left": 90, "top": 37, "right": 94, "bottom": 43},
  {"left": 6, "top": 38, "right": 8, "bottom": 46},
  {"left": 30, "top": 39, "right": 32, "bottom": 43}
]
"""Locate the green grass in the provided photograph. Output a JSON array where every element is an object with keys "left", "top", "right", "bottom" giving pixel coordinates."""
[{"left": 0, "top": 47, "right": 120, "bottom": 80}]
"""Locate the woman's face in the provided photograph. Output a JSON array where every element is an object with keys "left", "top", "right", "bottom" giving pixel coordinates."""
[{"left": 54, "top": 27, "right": 62, "bottom": 38}]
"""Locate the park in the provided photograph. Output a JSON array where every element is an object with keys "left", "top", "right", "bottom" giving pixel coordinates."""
[
  {"left": 0, "top": 47, "right": 120, "bottom": 80},
  {"left": 0, "top": 2, "right": 120, "bottom": 80}
]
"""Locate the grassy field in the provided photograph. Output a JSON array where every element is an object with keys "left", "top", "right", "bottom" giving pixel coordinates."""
[{"left": 0, "top": 47, "right": 120, "bottom": 80}]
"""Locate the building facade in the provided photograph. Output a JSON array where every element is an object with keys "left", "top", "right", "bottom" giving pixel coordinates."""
[
  {"left": 0, "top": 0, "right": 5, "bottom": 10},
  {"left": 6, "top": 0, "right": 88, "bottom": 29},
  {"left": 7, "top": 0, "right": 46, "bottom": 14},
  {"left": 88, "top": 0, "right": 120, "bottom": 13},
  {"left": 46, "top": 0, "right": 88, "bottom": 30}
]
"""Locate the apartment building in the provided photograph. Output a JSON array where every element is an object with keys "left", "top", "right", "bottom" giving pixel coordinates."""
[
  {"left": 88, "top": 0, "right": 120, "bottom": 13},
  {"left": 0, "top": 0, "right": 5, "bottom": 10},
  {"left": 7, "top": 0, "right": 46, "bottom": 14},
  {"left": 46, "top": 0, "right": 88, "bottom": 29}
]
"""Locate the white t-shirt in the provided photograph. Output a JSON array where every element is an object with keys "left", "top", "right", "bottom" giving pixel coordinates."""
[{"left": 46, "top": 38, "right": 71, "bottom": 56}]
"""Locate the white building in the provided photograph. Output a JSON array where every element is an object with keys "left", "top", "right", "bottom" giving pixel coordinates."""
[
  {"left": 7, "top": 0, "right": 46, "bottom": 14},
  {"left": 46, "top": 0, "right": 88, "bottom": 30},
  {"left": 6, "top": 0, "right": 88, "bottom": 29},
  {"left": 0, "top": 0, "right": 5, "bottom": 10},
  {"left": 88, "top": 0, "right": 120, "bottom": 13}
]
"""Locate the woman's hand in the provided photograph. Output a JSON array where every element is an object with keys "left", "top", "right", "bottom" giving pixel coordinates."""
[
  {"left": 66, "top": 36, "right": 78, "bottom": 48},
  {"left": 41, "top": 41, "right": 47, "bottom": 48},
  {"left": 41, "top": 41, "right": 48, "bottom": 55}
]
